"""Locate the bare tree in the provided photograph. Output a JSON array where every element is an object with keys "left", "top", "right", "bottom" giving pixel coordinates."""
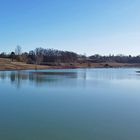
[
  {"left": 15, "top": 45, "right": 22, "bottom": 61},
  {"left": 35, "top": 48, "right": 43, "bottom": 65},
  {"left": 15, "top": 45, "right": 22, "bottom": 55}
]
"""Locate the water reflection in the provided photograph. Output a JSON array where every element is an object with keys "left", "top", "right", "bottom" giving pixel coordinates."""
[
  {"left": 0, "top": 69, "right": 139, "bottom": 89},
  {"left": 86, "top": 68, "right": 140, "bottom": 81},
  {"left": 0, "top": 69, "right": 140, "bottom": 140},
  {"left": 0, "top": 71, "right": 79, "bottom": 88}
]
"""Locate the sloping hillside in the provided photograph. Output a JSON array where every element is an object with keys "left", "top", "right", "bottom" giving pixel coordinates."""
[
  {"left": 0, "top": 58, "right": 140, "bottom": 71},
  {"left": 0, "top": 58, "right": 49, "bottom": 70}
]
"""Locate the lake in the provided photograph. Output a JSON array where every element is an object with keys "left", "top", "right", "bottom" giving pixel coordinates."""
[{"left": 0, "top": 68, "right": 140, "bottom": 140}]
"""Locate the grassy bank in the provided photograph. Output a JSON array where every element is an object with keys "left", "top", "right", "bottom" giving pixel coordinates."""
[{"left": 0, "top": 58, "right": 140, "bottom": 71}]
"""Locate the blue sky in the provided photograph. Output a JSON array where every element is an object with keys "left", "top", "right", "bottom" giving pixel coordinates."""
[{"left": 0, "top": 0, "right": 140, "bottom": 55}]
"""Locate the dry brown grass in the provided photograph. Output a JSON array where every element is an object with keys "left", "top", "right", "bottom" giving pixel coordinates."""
[
  {"left": 0, "top": 58, "right": 49, "bottom": 70},
  {"left": 0, "top": 58, "right": 140, "bottom": 71}
]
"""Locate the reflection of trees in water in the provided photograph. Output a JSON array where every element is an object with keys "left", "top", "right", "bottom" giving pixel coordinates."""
[
  {"left": 10, "top": 72, "right": 16, "bottom": 82},
  {"left": 0, "top": 72, "right": 6, "bottom": 80},
  {"left": 29, "top": 72, "right": 78, "bottom": 87},
  {"left": 9, "top": 71, "right": 28, "bottom": 88},
  {"left": 0, "top": 69, "right": 138, "bottom": 88},
  {"left": 0, "top": 71, "right": 79, "bottom": 88},
  {"left": 29, "top": 72, "right": 58, "bottom": 85}
]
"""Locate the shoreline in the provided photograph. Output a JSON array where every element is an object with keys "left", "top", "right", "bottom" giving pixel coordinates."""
[
  {"left": 0, "top": 58, "right": 140, "bottom": 71},
  {"left": 0, "top": 64, "right": 140, "bottom": 71}
]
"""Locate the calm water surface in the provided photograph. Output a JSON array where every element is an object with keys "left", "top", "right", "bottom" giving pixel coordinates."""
[{"left": 0, "top": 68, "right": 140, "bottom": 140}]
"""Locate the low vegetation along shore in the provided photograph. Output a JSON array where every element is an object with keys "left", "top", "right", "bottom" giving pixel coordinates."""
[
  {"left": 0, "top": 58, "right": 140, "bottom": 71},
  {"left": 0, "top": 47, "right": 140, "bottom": 70}
]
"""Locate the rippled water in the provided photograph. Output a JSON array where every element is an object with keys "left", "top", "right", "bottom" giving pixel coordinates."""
[{"left": 0, "top": 68, "right": 140, "bottom": 140}]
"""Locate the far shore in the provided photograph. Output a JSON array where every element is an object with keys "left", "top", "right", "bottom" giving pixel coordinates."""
[{"left": 0, "top": 58, "right": 140, "bottom": 71}]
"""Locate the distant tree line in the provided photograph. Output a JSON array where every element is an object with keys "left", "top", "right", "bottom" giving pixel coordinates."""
[
  {"left": 28, "top": 48, "right": 78, "bottom": 65},
  {"left": 0, "top": 46, "right": 140, "bottom": 64},
  {"left": 0, "top": 46, "right": 79, "bottom": 65},
  {"left": 89, "top": 54, "right": 140, "bottom": 63}
]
